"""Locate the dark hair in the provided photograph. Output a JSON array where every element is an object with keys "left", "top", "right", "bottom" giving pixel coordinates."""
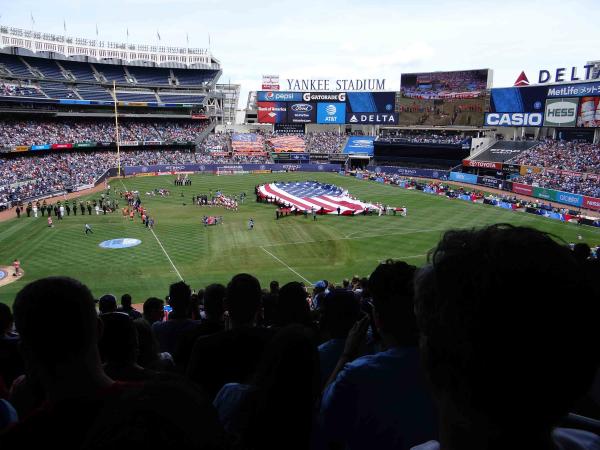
[
  {"left": 168, "top": 281, "right": 192, "bottom": 316},
  {"left": 120, "top": 294, "right": 132, "bottom": 308},
  {"left": 247, "top": 325, "right": 319, "bottom": 449},
  {"left": 320, "top": 289, "right": 361, "bottom": 339},
  {"left": 415, "top": 224, "right": 599, "bottom": 430},
  {"left": 573, "top": 242, "right": 591, "bottom": 263},
  {"left": 13, "top": 277, "right": 98, "bottom": 365},
  {"left": 0, "top": 302, "right": 13, "bottom": 333},
  {"left": 203, "top": 284, "right": 225, "bottom": 319},
  {"left": 98, "top": 295, "right": 117, "bottom": 314},
  {"left": 143, "top": 297, "right": 164, "bottom": 319},
  {"left": 276, "top": 282, "right": 311, "bottom": 327},
  {"left": 269, "top": 280, "right": 279, "bottom": 294},
  {"left": 99, "top": 312, "right": 137, "bottom": 364},
  {"left": 226, "top": 274, "right": 261, "bottom": 325},
  {"left": 368, "top": 260, "right": 418, "bottom": 346}
]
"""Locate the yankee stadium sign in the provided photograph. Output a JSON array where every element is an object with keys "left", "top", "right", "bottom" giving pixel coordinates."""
[{"left": 286, "top": 78, "right": 386, "bottom": 91}]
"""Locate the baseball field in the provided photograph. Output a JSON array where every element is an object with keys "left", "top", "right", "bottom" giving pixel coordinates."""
[{"left": 0, "top": 172, "right": 598, "bottom": 305}]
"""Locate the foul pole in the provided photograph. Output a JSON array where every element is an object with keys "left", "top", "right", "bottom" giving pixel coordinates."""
[{"left": 112, "top": 80, "right": 122, "bottom": 176}]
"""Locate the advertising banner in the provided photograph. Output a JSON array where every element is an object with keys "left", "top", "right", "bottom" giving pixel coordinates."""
[
  {"left": 462, "top": 160, "right": 503, "bottom": 170},
  {"left": 262, "top": 74, "right": 280, "bottom": 91},
  {"left": 317, "top": 102, "right": 346, "bottom": 124},
  {"left": 512, "top": 182, "right": 533, "bottom": 196},
  {"left": 346, "top": 112, "right": 398, "bottom": 124},
  {"left": 274, "top": 123, "right": 305, "bottom": 134},
  {"left": 257, "top": 102, "right": 287, "bottom": 124},
  {"left": 123, "top": 163, "right": 342, "bottom": 176},
  {"left": 520, "top": 165, "right": 543, "bottom": 176},
  {"left": 30, "top": 144, "right": 51, "bottom": 151},
  {"left": 257, "top": 91, "right": 303, "bottom": 102},
  {"left": 546, "top": 81, "right": 600, "bottom": 98},
  {"left": 553, "top": 190, "right": 583, "bottom": 207},
  {"left": 577, "top": 96, "right": 600, "bottom": 127},
  {"left": 490, "top": 86, "right": 548, "bottom": 113},
  {"left": 343, "top": 137, "right": 375, "bottom": 155},
  {"left": 532, "top": 186, "right": 553, "bottom": 200},
  {"left": 375, "top": 166, "right": 448, "bottom": 179},
  {"left": 543, "top": 98, "right": 579, "bottom": 127},
  {"left": 74, "top": 142, "right": 97, "bottom": 148},
  {"left": 273, "top": 153, "right": 310, "bottom": 161},
  {"left": 583, "top": 196, "right": 600, "bottom": 210},
  {"left": 449, "top": 172, "right": 478, "bottom": 184},
  {"left": 346, "top": 92, "right": 396, "bottom": 113},
  {"left": 287, "top": 103, "right": 316, "bottom": 124},
  {"left": 120, "top": 141, "right": 140, "bottom": 147},
  {"left": 51, "top": 143, "right": 73, "bottom": 150},
  {"left": 477, "top": 176, "right": 503, "bottom": 189},
  {"left": 484, "top": 112, "right": 543, "bottom": 127}
]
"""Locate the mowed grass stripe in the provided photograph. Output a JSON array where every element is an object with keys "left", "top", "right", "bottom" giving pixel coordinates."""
[{"left": 0, "top": 172, "right": 598, "bottom": 305}]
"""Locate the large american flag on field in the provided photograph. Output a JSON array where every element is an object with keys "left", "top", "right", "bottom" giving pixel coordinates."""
[{"left": 258, "top": 181, "right": 381, "bottom": 215}]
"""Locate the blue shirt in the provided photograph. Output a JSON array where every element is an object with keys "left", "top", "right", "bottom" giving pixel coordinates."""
[
  {"left": 320, "top": 346, "right": 437, "bottom": 450},
  {"left": 318, "top": 338, "right": 346, "bottom": 388}
]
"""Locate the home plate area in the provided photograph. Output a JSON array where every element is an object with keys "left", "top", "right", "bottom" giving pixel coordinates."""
[
  {"left": 0, "top": 266, "right": 23, "bottom": 287},
  {"left": 257, "top": 181, "right": 388, "bottom": 215}
]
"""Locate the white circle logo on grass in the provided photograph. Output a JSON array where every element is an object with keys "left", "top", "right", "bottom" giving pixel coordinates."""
[
  {"left": 0, "top": 270, "right": 6, "bottom": 281},
  {"left": 99, "top": 238, "right": 142, "bottom": 249}
]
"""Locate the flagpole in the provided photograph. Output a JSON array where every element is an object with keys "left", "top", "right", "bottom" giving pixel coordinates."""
[{"left": 113, "top": 80, "right": 121, "bottom": 177}]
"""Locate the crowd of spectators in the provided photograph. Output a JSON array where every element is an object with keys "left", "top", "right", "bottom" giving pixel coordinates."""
[
  {"left": 306, "top": 132, "right": 346, "bottom": 153},
  {"left": 514, "top": 171, "right": 600, "bottom": 198},
  {"left": 0, "top": 149, "right": 271, "bottom": 204},
  {"left": 0, "top": 83, "right": 41, "bottom": 98},
  {"left": 0, "top": 225, "right": 599, "bottom": 449},
  {"left": 200, "top": 132, "right": 231, "bottom": 153},
  {"left": 511, "top": 140, "right": 600, "bottom": 174},
  {"left": 0, "top": 118, "right": 209, "bottom": 147}
]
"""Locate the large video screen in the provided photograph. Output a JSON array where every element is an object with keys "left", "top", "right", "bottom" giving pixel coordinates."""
[
  {"left": 257, "top": 91, "right": 397, "bottom": 125},
  {"left": 398, "top": 69, "right": 490, "bottom": 126}
]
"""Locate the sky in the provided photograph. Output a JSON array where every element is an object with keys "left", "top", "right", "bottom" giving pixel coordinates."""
[{"left": 2, "top": 0, "right": 600, "bottom": 107}]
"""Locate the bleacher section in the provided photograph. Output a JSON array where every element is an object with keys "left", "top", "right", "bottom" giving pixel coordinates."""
[
  {"left": 471, "top": 141, "right": 540, "bottom": 163},
  {"left": 26, "top": 57, "right": 64, "bottom": 79},
  {"left": 116, "top": 91, "right": 158, "bottom": 102},
  {"left": 59, "top": 60, "right": 98, "bottom": 82},
  {"left": 76, "top": 86, "right": 113, "bottom": 101},
  {"left": 38, "top": 81, "right": 76, "bottom": 99},
  {"left": 158, "top": 93, "right": 205, "bottom": 104},
  {"left": 127, "top": 66, "right": 171, "bottom": 86},
  {"left": 267, "top": 135, "right": 306, "bottom": 153},
  {"left": 93, "top": 63, "right": 128, "bottom": 84},
  {"left": 173, "top": 69, "right": 218, "bottom": 86},
  {"left": 231, "top": 133, "right": 267, "bottom": 156},
  {"left": 0, "top": 54, "right": 33, "bottom": 77}
]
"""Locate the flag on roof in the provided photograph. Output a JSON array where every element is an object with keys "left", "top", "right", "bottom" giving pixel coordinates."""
[
  {"left": 514, "top": 71, "right": 530, "bottom": 87},
  {"left": 258, "top": 181, "right": 381, "bottom": 215}
]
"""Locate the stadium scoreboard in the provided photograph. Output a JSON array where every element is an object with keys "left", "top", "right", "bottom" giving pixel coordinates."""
[{"left": 257, "top": 91, "right": 398, "bottom": 125}]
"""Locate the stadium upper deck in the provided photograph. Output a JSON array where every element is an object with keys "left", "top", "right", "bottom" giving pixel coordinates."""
[{"left": 0, "top": 25, "right": 221, "bottom": 105}]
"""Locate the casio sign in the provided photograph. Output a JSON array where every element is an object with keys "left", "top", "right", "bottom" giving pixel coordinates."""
[
  {"left": 484, "top": 113, "right": 543, "bottom": 127},
  {"left": 291, "top": 104, "right": 313, "bottom": 112}
]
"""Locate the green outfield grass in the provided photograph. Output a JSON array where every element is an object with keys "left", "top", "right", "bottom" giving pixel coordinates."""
[{"left": 1, "top": 172, "right": 598, "bottom": 306}]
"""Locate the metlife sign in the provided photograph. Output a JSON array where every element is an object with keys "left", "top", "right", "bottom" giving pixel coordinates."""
[
  {"left": 317, "top": 103, "right": 346, "bottom": 124},
  {"left": 346, "top": 113, "right": 398, "bottom": 124},
  {"left": 484, "top": 112, "right": 543, "bottom": 127},
  {"left": 543, "top": 98, "right": 578, "bottom": 127}
]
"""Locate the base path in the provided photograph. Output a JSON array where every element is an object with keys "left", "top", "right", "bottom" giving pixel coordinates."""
[{"left": 0, "top": 266, "right": 24, "bottom": 287}]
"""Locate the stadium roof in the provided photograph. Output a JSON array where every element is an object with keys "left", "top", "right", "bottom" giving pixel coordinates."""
[{"left": 0, "top": 24, "right": 219, "bottom": 70}]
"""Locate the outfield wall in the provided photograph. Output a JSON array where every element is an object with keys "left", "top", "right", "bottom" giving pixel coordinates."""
[{"left": 122, "top": 163, "right": 342, "bottom": 176}]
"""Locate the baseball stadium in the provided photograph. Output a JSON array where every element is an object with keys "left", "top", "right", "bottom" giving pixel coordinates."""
[{"left": 0, "top": 4, "right": 599, "bottom": 448}]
